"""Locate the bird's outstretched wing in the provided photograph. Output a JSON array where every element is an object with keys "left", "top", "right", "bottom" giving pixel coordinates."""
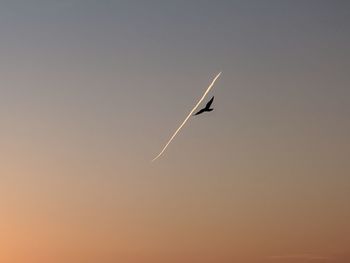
[
  {"left": 205, "top": 96, "right": 214, "bottom": 109},
  {"left": 194, "top": 109, "right": 205, "bottom": 115}
]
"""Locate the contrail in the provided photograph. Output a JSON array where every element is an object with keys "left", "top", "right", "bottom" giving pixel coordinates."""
[{"left": 152, "top": 72, "right": 222, "bottom": 162}]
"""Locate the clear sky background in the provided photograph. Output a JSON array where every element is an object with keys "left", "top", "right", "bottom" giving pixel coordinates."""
[{"left": 0, "top": 1, "right": 349, "bottom": 262}]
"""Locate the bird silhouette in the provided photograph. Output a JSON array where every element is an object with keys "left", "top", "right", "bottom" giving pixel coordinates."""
[{"left": 194, "top": 96, "right": 214, "bottom": 116}]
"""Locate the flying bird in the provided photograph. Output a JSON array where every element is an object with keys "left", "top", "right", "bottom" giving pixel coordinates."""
[{"left": 194, "top": 96, "right": 214, "bottom": 116}]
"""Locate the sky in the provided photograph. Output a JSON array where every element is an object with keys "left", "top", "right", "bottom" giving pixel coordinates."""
[{"left": 0, "top": 1, "right": 349, "bottom": 262}]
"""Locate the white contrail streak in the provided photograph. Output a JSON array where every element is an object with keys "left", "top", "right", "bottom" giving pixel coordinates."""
[{"left": 152, "top": 72, "right": 222, "bottom": 162}]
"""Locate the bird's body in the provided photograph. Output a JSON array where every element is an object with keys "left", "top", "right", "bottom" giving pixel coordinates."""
[{"left": 194, "top": 96, "right": 214, "bottom": 116}]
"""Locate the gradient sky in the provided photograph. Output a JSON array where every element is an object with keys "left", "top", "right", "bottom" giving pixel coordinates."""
[{"left": 1, "top": 1, "right": 350, "bottom": 262}]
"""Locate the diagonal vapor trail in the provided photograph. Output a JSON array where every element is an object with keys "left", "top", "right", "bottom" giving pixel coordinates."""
[{"left": 152, "top": 72, "right": 222, "bottom": 162}]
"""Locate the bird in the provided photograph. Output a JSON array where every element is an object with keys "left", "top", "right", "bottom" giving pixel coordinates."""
[{"left": 194, "top": 96, "right": 214, "bottom": 116}]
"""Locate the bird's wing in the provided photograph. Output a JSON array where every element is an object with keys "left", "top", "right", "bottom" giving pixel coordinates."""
[
  {"left": 194, "top": 109, "right": 205, "bottom": 115},
  {"left": 205, "top": 96, "right": 214, "bottom": 109}
]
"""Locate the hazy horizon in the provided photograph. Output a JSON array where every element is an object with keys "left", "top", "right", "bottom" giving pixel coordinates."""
[{"left": 1, "top": 1, "right": 349, "bottom": 262}]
